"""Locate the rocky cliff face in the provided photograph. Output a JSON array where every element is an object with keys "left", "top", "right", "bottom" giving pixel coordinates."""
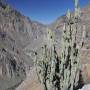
[
  {"left": 0, "top": 1, "right": 47, "bottom": 90},
  {"left": 0, "top": 1, "right": 28, "bottom": 90}
]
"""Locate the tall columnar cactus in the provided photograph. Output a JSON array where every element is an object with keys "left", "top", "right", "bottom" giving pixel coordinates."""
[
  {"left": 34, "top": 0, "right": 85, "bottom": 90},
  {"left": 59, "top": 0, "right": 84, "bottom": 90},
  {"left": 34, "top": 29, "right": 60, "bottom": 90}
]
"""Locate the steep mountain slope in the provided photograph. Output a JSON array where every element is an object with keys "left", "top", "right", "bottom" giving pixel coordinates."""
[
  {"left": 0, "top": 1, "right": 28, "bottom": 90},
  {"left": 0, "top": 1, "right": 47, "bottom": 90}
]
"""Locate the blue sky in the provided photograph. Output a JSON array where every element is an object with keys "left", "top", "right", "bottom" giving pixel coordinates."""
[{"left": 6, "top": 0, "right": 90, "bottom": 24}]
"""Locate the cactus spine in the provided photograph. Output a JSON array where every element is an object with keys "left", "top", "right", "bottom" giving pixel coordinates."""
[{"left": 34, "top": 0, "right": 84, "bottom": 90}]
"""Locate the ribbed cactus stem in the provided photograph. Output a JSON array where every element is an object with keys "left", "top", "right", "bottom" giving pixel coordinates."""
[
  {"left": 59, "top": 0, "right": 83, "bottom": 89},
  {"left": 34, "top": 28, "right": 59, "bottom": 90}
]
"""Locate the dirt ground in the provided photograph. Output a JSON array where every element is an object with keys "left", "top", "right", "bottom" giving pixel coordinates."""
[{"left": 16, "top": 68, "right": 43, "bottom": 90}]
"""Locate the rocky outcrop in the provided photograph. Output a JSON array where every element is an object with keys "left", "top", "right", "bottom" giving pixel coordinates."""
[{"left": 0, "top": 48, "right": 26, "bottom": 90}]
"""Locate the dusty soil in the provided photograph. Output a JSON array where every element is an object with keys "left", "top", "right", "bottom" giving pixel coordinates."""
[{"left": 16, "top": 68, "right": 43, "bottom": 90}]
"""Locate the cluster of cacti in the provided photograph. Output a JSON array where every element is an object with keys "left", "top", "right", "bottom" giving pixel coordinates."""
[
  {"left": 59, "top": 0, "right": 82, "bottom": 89},
  {"left": 34, "top": 0, "right": 85, "bottom": 90}
]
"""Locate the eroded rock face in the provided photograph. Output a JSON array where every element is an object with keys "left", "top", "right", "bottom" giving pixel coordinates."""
[
  {"left": 0, "top": 48, "right": 26, "bottom": 90},
  {"left": 0, "top": 1, "right": 47, "bottom": 89},
  {"left": 0, "top": 1, "right": 27, "bottom": 90}
]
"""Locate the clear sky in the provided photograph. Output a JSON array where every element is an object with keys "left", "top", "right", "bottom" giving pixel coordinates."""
[{"left": 6, "top": 0, "right": 90, "bottom": 24}]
